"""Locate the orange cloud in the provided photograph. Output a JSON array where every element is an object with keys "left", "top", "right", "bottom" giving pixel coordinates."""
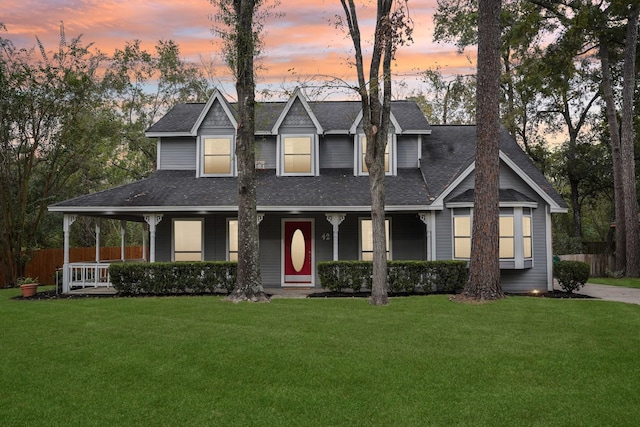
[{"left": 3, "top": 0, "right": 472, "bottom": 95}]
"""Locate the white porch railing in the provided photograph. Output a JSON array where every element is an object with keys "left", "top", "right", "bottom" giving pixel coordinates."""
[{"left": 69, "top": 262, "right": 112, "bottom": 289}]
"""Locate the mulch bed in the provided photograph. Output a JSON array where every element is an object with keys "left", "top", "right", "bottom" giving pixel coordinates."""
[{"left": 13, "top": 288, "right": 595, "bottom": 300}]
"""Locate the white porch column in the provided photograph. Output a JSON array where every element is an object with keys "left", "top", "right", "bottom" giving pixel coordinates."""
[
  {"left": 325, "top": 213, "right": 346, "bottom": 261},
  {"left": 144, "top": 214, "right": 163, "bottom": 262},
  {"left": 95, "top": 220, "right": 101, "bottom": 263},
  {"left": 62, "top": 214, "right": 77, "bottom": 294},
  {"left": 142, "top": 223, "right": 148, "bottom": 261},
  {"left": 120, "top": 220, "right": 126, "bottom": 261}
]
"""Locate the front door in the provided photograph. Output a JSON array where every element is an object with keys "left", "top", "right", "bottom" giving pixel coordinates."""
[{"left": 283, "top": 219, "right": 313, "bottom": 286}]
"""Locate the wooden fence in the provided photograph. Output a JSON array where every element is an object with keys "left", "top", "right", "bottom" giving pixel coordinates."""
[
  {"left": 8, "top": 246, "right": 144, "bottom": 286},
  {"left": 558, "top": 254, "right": 615, "bottom": 277}
]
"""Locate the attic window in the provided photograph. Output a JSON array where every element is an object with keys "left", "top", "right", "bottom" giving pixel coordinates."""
[
  {"left": 201, "top": 136, "right": 234, "bottom": 176},
  {"left": 356, "top": 134, "right": 395, "bottom": 176},
  {"left": 280, "top": 135, "right": 317, "bottom": 176}
]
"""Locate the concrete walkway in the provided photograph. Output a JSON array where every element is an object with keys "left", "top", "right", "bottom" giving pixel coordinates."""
[{"left": 574, "top": 283, "right": 640, "bottom": 305}]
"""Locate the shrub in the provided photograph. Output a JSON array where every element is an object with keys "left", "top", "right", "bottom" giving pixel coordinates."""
[
  {"left": 110, "top": 262, "right": 237, "bottom": 295},
  {"left": 554, "top": 260, "right": 590, "bottom": 293},
  {"left": 317, "top": 261, "right": 372, "bottom": 292},
  {"left": 317, "top": 260, "right": 467, "bottom": 294}
]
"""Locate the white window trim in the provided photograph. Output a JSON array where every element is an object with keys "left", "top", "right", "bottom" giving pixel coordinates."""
[
  {"left": 172, "top": 218, "right": 204, "bottom": 261},
  {"left": 198, "top": 135, "right": 236, "bottom": 177},
  {"left": 277, "top": 134, "right": 318, "bottom": 176},
  {"left": 451, "top": 207, "right": 533, "bottom": 268},
  {"left": 354, "top": 133, "right": 396, "bottom": 176},
  {"left": 358, "top": 217, "right": 392, "bottom": 261}
]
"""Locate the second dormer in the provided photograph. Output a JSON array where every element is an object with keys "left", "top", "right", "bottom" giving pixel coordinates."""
[{"left": 272, "top": 90, "right": 323, "bottom": 176}]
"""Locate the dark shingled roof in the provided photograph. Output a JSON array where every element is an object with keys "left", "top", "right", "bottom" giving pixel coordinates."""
[
  {"left": 146, "top": 100, "right": 430, "bottom": 134},
  {"left": 51, "top": 169, "right": 430, "bottom": 211},
  {"left": 421, "top": 125, "right": 567, "bottom": 208},
  {"left": 447, "top": 188, "right": 538, "bottom": 204}
]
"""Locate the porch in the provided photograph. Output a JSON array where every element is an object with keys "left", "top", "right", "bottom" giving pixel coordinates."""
[{"left": 63, "top": 260, "right": 144, "bottom": 293}]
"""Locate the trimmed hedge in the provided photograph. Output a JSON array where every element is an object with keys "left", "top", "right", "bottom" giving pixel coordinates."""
[
  {"left": 317, "top": 260, "right": 468, "bottom": 293},
  {"left": 554, "top": 260, "right": 590, "bottom": 294},
  {"left": 109, "top": 262, "right": 237, "bottom": 295}
]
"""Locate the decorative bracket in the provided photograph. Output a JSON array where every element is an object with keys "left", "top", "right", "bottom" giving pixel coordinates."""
[
  {"left": 144, "top": 214, "right": 163, "bottom": 227},
  {"left": 418, "top": 212, "right": 430, "bottom": 225},
  {"left": 325, "top": 213, "right": 346, "bottom": 227}
]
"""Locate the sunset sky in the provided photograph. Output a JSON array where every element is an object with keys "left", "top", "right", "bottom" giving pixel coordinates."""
[{"left": 3, "top": 0, "right": 476, "bottom": 99}]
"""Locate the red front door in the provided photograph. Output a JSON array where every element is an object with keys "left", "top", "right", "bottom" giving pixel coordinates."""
[{"left": 283, "top": 220, "right": 313, "bottom": 285}]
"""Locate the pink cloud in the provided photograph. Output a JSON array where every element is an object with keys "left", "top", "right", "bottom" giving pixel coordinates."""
[{"left": 3, "top": 0, "right": 471, "bottom": 94}]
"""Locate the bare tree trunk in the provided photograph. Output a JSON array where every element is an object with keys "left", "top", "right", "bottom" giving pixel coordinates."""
[
  {"left": 461, "top": 0, "right": 504, "bottom": 300},
  {"left": 226, "top": 0, "right": 268, "bottom": 302},
  {"left": 599, "top": 38, "right": 626, "bottom": 273},
  {"left": 340, "top": 0, "right": 406, "bottom": 306},
  {"left": 620, "top": 4, "right": 640, "bottom": 277}
]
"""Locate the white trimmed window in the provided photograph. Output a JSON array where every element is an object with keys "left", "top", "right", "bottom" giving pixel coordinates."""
[
  {"left": 360, "top": 218, "right": 391, "bottom": 261},
  {"left": 173, "top": 219, "right": 203, "bottom": 261},
  {"left": 279, "top": 135, "right": 317, "bottom": 176},
  {"left": 452, "top": 207, "right": 533, "bottom": 268},
  {"left": 228, "top": 219, "right": 238, "bottom": 261},
  {"left": 201, "top": 136, "right": 234, "bottom": 176},
  {"left": 356, "top": 134, "right": 394, "bottom": 176}
]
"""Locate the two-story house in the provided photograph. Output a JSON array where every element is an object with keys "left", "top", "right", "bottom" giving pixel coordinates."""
[{"left": 49, "top": 89, "right": 567, "bottom": 293}]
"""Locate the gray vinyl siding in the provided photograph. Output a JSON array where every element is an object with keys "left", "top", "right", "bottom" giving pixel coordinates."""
[
  {"left": 435, "top": 161, "right": 552, "bottom": 293},
  {"left": 433, "top": 209, "right": 453, "bottom": 260},
  {"left": 257, "top": 214, "right": 281, "bottom": 286},
  {"left": 256, "top": 136, "right": 277, "bottom": 169},
  {"left": 337, "top": 215, "right": 360, "bottom": 260},
  {"left": 279, "top": 125, "right": 317, "bottom": 134},
  {"left": 499, "top": 163, "right": 540, "bottom": 200},
  {"left": 397, "top": 136, "right": 420, "bottom": 168},
  {"left": 391, "top": 214, "right": 427, "bottom": 260},
  {"left": 159, "top": 138, "right": 196, "bottom": 170},
  {"left": 155, "top": 217, "right": 172, "bottom": 262},
  {"left": 320, "top": 135, "right": 352, "bottom": 168}
]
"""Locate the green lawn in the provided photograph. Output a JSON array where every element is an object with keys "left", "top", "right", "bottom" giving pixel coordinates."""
[
  {"left": 589, "top": 277, "right": 640, "bottom": 289},
  {"left": 2, "top": 288, "right": 640, "bottom": 426}
]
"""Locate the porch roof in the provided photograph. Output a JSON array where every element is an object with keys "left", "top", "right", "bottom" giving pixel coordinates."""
[{"left": 49, "top": 168, "right": 431, "bottom": 214}]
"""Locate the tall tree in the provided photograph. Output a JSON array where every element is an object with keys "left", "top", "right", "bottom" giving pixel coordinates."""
[
  {"left": 411, "top": 68, "right": 476, "bottom": 125},
  {"left": 461, "top": 0, "right": 504, "bottom": 300},
  {"left": 104, "top": 40, "right": 211, "bottom": 179},
  {"left": 212, "top": 0, "right": 270, "bottom": 302},
  {"left": 534, "top": 0, "right": 640, "bottom": 275},
  {"left": 340, "top": 0, "right": 412, "bottom": 306},
  {"left": 617, "top": 3, "right": 640, "bottom": 276},
  {"left": 599, "top": 35, "right": 626, "bottom": 272},
  {"left": 0, "top": 24, "right": 112, "bottom": 286}
]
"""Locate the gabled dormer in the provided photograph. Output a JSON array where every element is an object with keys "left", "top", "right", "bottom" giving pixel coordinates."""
[
  {"left": 349, "top": 109, "right": 402, "bottom": 177},
  {"left": 272, "top": 89, "right": 323, "bottom": 177},
  {"left": 194, "top": 90, "right": 238, "bottom": 177}
]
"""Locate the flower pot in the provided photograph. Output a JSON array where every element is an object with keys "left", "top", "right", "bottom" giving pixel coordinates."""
[{"left": 20, "top": 283, "right": 38, "bottom": 298}]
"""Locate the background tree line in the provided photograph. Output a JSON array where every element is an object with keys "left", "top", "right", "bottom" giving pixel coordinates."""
[
  {"left": 421, "top": 0, "right": 640, "bottom": 276},
  {"left": 0, "top": 23, "right": 214, "bottom": 286}
]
